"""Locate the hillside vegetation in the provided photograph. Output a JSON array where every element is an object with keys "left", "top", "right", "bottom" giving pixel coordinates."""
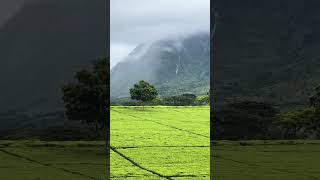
[
  {"left": 0, "top": 0, "right": 107, "bottom": 136},
  {"left": 111, "top": 33, "right": 209, "bottom": 98},
  {"left": 213, "top": 0, "right": 320, "bottom": 109}
]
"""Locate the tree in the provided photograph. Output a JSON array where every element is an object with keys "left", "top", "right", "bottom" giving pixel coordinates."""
[
  {"left": 310, "top": 86, "right": 320, "bottom": 108},
  {"left": 61, "top": 57, "right": 108, "bottom": 139},
  {"left": 197, "top": 95, "right": 209, "bottom": 105},
  {"left": 129, "top": 80, "right": 158, "bottom": 109}
]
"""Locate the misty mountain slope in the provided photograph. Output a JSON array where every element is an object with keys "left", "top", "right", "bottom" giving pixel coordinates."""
[
  {"left": 212, "top": 0, "right": 320, "bottom": 109},
  {"left": 111, "top": 33, "right": 210, "bottom": 98},
  {"left": 0, "top": 0, "right": 107, "bottom": 113},
  {"left": 0, "top": 0, "right": 28, "bottom": 27}
]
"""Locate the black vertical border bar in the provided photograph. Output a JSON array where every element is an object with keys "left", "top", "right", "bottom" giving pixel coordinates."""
[
  {"left": 106, "top": 0, "right": 110, "bottom": 179},
  {"left": 210, "top": 0, "right": 216, "bottom": 179}
]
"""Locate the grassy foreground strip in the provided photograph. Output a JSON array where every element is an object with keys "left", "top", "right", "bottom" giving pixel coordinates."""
[
  {"left": 212, "top": 140, "right": 320, "bottom": 180},
  {"left": 0, "top": 140, "right": 106, "bottom": 180},
  {"left": 110, "top": 106, "right": 210, "bottom": 179}
]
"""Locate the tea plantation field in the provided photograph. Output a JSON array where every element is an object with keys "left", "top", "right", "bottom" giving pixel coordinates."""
[
  {"left": 0, "top": 140, "right": 106, "bottom": 180},
  {"left": 2, "top": 107, "right": 320, "bottom": 180},
  {"left": 213, "top": 140, "right": 320, "bottom": 180},
  {"left": 110, "top": 106, "right": 210, "bottom": 179}
]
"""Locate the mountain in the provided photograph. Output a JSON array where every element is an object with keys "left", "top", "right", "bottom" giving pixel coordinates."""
[
  {"left": 0, "top": 0, "right": 28, "bottom": 27},
  {"left": 212, "top": 0, "right": 320, "bottom": 109},
  {"left": 111, "top": 32, "right": 210, "bottom": 98},
  {"left": 0, "top": 0, "right": 108, "bottom": 135},
  {"left": 0, "top": 0, "right": 108, "bottom": 113}
]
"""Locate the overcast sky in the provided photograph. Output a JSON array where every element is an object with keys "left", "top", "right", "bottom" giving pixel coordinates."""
[{"left": 110, "top": 0, "right": 210, "bottom": 68}]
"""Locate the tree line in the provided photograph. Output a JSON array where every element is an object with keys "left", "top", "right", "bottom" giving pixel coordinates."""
[
  {"left": 213, "top": 86, "right": 320, "bottom": 140},
  {"left": 125, "top": 80, "right": 209, "bottom": 106}
]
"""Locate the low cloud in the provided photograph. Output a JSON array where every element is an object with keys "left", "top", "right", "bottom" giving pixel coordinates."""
[{"left": 111, "top": 0, "right": 210, "bottom": 68}]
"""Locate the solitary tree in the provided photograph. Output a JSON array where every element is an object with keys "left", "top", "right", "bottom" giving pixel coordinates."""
[
  {"left": 129, "top": 80, "right": 158, "bottom": 109},
  {"left": 61, "top": 57, "right": 108, "bottom": 139}
]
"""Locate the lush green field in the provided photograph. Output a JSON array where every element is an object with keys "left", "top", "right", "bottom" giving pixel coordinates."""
[
  {"left": 213, "top": 140, "right": 320, "bottom": 180},
  {"left": 0, "top": 140, "right": 106, "bottom": 180},
  {"left": 110, "top": 106, "right": 210, "bottom": 179}
]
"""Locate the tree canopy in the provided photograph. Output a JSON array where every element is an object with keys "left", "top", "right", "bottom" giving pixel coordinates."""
[
  {"left": 310, "top": 86, "right": 320, "bottom": 108},
  {"left": 129, "top": 80, "right": 158, "bottom": 106},
  {"left": 61, "top": 57, "right": 108, "bottom": 138}
]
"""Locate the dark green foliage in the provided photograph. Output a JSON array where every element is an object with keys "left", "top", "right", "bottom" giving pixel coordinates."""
[
  {"left": 272, "top": 108, "right": 320, "bottom": 139},
  {"left": 163, "top": 94, "right": 197, "bottom": 106},
  {"left": 212, "top": 101, "right": 279, "bottom": 140},
  {"left": 112, "top": 94, "right": 209, "bottom": 106},
  {"left": 62, "top": 57, "right": 108, "bottom": 136},
  {"left": 196, "top": 95, "right": 210, "bottom": 105},
  {"left": 213, "top": 91, "right": 320, "bottom": 140},
  {"left": 129, "top": 80, "right": 158, "bottom": 105},
  {"left": 310, "top": 86, "right": 320, "bottom": 108},
  {"left": 270, "top": 87, "right": 320, "bottom": 139}
]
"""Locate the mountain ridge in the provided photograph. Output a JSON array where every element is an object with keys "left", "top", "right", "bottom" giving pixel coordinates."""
[
  {"left": 0, "top": 0, "right": 108, "bottom": 113},
  {"left": 212, "top": 0, "right": 320, "bottom": 109},
  {"left": 0, "top": 0, "right": 108, "bottom": 135},
  {"left": 111, "top": 32, "right": 210, "bottom": 98}
]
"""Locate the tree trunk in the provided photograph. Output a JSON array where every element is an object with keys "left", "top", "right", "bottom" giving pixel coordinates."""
[
  {"left": 98, "top": 118, "right": 109, "bottom": 179},
  {"left": 102, "top": 121, "right": 109, "bottom": 179}
]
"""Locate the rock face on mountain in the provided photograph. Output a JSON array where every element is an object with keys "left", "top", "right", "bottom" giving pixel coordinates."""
[
  {"left": 212, "top": 0, "right": 320, "bottom": 109},
  {"left": 0, "top": 0, "right": 108, "bottom": 113},
  {"left": 111, "top": 33, "right": 210, "bottom": 98}
]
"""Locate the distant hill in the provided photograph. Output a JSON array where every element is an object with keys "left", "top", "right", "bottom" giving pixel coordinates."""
[
  {"left": 212, "top": 0, "right": 320, "bottom": 109},
  {"left": 111, "top": 32, "right": 210, "bottom": 98},
  {"left": 0, "top": 0, "right": 108, "bottom": 135}
]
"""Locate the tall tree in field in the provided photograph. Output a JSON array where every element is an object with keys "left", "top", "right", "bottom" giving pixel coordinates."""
[
  {"left": 61, "top": 57, "right": 109, "bottom": 139},
  {"left": 129, "top": 80, "right": 158, "bottom": 109}
]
